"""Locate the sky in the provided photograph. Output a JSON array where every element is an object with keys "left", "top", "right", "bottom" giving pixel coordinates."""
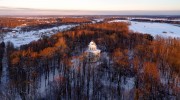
[{"left": 0, "top": 0, "right": 180, "bottom": 15}]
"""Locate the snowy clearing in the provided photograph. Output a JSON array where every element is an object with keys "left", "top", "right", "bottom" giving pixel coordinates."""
[
  {"left": 3, "top": 25, "right": 77, "bottom": 47},
  {"left": 109, "top": 20, "right": 180, "bottom": 38}
]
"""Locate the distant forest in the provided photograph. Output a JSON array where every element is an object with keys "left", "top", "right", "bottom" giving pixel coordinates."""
[{"left": 0, "top": 20, "right": 180, "bottom": 99}]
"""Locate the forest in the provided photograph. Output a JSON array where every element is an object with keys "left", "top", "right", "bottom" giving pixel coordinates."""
[
  {"left": 0, "top": 17, "right": 91, "bottom": 28},
  {"left": 0, "top": 21, "right": 180, "bottom": 99},
  {"left": 0, "top": 17, "right": 92, "bottom": 33}
]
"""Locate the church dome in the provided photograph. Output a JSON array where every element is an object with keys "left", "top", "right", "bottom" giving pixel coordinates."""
[
  {"left": 88, "top": 41, "right": 97, "bottom": 51},
  {"left": 86, "top": 41, "right": 101, "bottom": 62}
]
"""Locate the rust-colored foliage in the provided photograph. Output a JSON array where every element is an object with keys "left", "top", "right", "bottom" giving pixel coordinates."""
[
  {"left": 144, "top": 62, "right": 159, "bottom": 80},
  {"left": 40, "top": 47, "right": 56, "bottom": 58}
]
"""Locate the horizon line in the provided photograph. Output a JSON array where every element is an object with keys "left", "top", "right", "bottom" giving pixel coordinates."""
[{"left": 0, "top": 7, "right": 180, "bottom": 15}]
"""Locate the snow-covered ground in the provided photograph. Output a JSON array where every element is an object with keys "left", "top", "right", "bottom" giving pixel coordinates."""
[
  {"left": 92, "top": 18, "right": 104, "bottom": 23},
  {"left": 121, "top": 77, "right": 135, "bottom": 91},
  {"left": 109, "top": 20, "right": 180, "bottom": 38},
  {"left": 170, "top": 19, "right": 180, "bottom": 22},
  {"left": 3, "top": 25, "right": 77, "bottom": 47},
  {"left": 1, "top": 48, "right": 9, "bottom": 85},
  {"left": 38, "top": 67, "right": 60, "bottom": 96}
]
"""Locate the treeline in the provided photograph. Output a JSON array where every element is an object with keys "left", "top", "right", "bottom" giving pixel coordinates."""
[
  {"left": 4, "top": 22, "right": 180, "bottom": 99},
  {"left": 20, "top": 18, "right": 92, "bottom": 32},
  {"left": 0, "top": 17, "right": 92, "bottom": 34},
  {"left": 60, "top": 18, "right": 91, "bottom": 23},
  {"left": 0, "top": 17, "right": 56, "bottom": 28},
  {"left": 103, "top": 17, "right": 128, "bottom": 22},
  {"left": 0, "top": 17, "right": 92, "bottom": 28},
  {"left": 131, "top": 19, "right": 180, "bottom": 24}
]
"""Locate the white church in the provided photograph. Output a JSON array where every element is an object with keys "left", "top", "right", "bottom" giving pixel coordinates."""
[{"left": 86, "top": 41, "right": 101, "bottom": 62}]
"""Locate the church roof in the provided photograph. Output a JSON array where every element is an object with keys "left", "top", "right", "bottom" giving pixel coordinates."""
[
  {"left": 86, "top": 41, "right": 101, "bottom": 54},
  {"left": 89, "top": 41, "right": 96, "bottom": 46}
]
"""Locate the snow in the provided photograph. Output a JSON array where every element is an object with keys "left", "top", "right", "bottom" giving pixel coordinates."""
[
  {"left": 1, "top": 48, "right": 9, "bottom": 85},
  {"left": 92, "top": 19, "right": 104, "bottom": 23},
  {"left": 38, "top": 67, "right": 60, "bottom": 95},
  {"left": 86, "top": 49, "right": 101, "bottom": 54},
  {"left": 71, "top": 57, "right": 80, "bottom": 68},
  {"left": 0, "top": 48, "right": 18, "bottom": 99},
  {"left": 108, "top": 19, "right": 131, "bottom": 22},
  {"left": 109, "top": 20, "right": 180, "bottom": 38},
  {"left": 3, "top": 25, "right": 77, "bottom": 47},
  {"left": 121, "top": 77, "right": 135, "bottom": 91},
  {"left": 170, "top": 19, "right": 180, "bottom": 22}
]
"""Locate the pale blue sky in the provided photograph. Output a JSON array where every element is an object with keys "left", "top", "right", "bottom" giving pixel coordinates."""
[{"left": 0, "top": 0, "right": 180, "bottom": 15}]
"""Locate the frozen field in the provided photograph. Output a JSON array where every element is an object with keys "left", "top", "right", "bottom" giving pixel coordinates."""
[
  {"left": 3, "top": 25, "right": 77, "bottom": 47},
  {"left": 3, "top": 19, "right": 180, "bottom": 48},
  {"left": 109, "top": 20, "right": 180, "bottom": 38}
]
